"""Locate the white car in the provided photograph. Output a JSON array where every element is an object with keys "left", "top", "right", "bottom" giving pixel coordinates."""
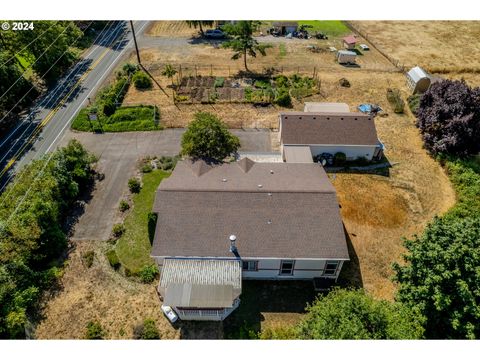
[
  {"left": 161, "top": 305, "right": 178, "bottom": 323},
  {"left": 359, "top": 44, "right": 370, "bottom": 51}
]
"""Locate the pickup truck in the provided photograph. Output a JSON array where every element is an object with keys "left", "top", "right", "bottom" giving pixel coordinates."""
[{"left": 205, "top": 29, "right": 225, "bottom": 39}]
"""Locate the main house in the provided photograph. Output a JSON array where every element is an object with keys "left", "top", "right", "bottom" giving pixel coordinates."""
[
  {"left": 279, "top": 107, "right": 384, "bottom": 163},
  {"left": 151, "top": 158, "right": 349, "bottom": 321}
]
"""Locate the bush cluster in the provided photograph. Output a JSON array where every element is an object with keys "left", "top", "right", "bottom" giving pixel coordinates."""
[
  {"left": 106, "top": 249, "right": 120, "bottom": 270},
  {"left": 0, "top": 140, "right": 96, "bottom": 338},
  {"left": 133, "top": 71, "right": 153, "bottom": 90},
  {"left": 128, "top": 178, "right": 142, "bottom": 193},
  {"left": 386, "top": 88, "right": 405, "bottom": 113}
]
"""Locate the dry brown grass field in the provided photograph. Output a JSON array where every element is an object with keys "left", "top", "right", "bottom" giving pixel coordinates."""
[
  {"left": 145, "top": 21, "right": 196, "bottom": 37},
  {"left": 35, "top": 241, "right": 223, "bottom": 339},
  {"left": 350, "top": 21, "right": 480, "bottom": 73}
]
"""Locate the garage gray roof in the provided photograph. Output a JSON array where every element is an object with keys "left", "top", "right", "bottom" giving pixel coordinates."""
[
  {"left": 151, "top": 159, "right": 348, "bottom": 260},
  {"left": 280, "top": 112, "right": 379, "bottom": 146}
]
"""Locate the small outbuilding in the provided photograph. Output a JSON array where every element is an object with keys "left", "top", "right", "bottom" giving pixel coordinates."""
[
  {"left": 304, "top": 102, "right": 350, "bottom": 113},
  {"left": 342, "top": 35, "right": 357, "bottom": 50},
  {"left": 406, "top": 66, "right": 432, "bottom": 94},
  {"left": 337, "top": 50, "right": 357, "bottom": 64},
  {"left": 272, "top": 21, "right": 298, "bottom": 35}
]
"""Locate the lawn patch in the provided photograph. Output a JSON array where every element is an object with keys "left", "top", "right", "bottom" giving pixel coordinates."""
[
  {"left": 71, "top": 105, "right": 161, "bottom": 132},
  {"left": 115, "top": 170, "right": 170, "bottom": 274},
  {"left": 297, "top": 21, "right": 350, "bottom": 37}
]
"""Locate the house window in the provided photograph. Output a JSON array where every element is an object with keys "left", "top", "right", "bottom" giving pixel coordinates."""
[
  {"left": 279, "top": 260, "right": 295, "bottom": 275},
  {"left": 323, "top": 261, "right": 339, "bottom": 276},
  {"left": 242, "top": 260, "right": 258, "bottom": 271}
]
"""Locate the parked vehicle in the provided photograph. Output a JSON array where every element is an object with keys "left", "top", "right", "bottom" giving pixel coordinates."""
[
  {"left": 161, "top": 305, "right": 179, "bottom": 323},
  {"left": 359, "top": 44, "right": 370, "bottom": 51},
  {"left": 205, "top": 29, "right": 225, "bottom": 39}
]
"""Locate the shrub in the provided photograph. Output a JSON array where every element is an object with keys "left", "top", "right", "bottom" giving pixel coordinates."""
[
  {"left": 102, "top": 100, "right": 116, "bottom": 117},
  {"left": 133, "top": 71, "right": 152, "bottom": 89},
  {"left": 122, "top": 62, "right": 138, "bottom": 76},
  {"left": 254, "top": 79, "right": 271, "bottom": 89},
  {"left": 139, "top": 264, "right": 159, "bottom": 283},
  {"left": 148, "top": 212, "right": 158, "bottom": 245},
  {"left": 274, "top": 88, "right": 292, "bottom": 107},
  {"left": 275, "top": 75, "right": 289, "bottom": 88},
  {"left": 407, "top": 94, "right": 421, "bottom": 114},
  {"left": 142, "top": 163, "right": 153, "bottom": 173},
  {"left": 355, "top": 156, "right": 369, "bottom": 166},
  {"left": 334, "top": 152, "right": 347, "bottom": 166},
  {"left": 386, "top": 88, "right": 405, "bottom": 113},
  {"left": 128, "top": 178, "right": 141, "bottom": 193},
  {"left": 214, "top": 77, "right": 225, "bottom": 88},
  {"left": 339, "top": 78, "right": 351, "bottom": 87},
  {"left": 85, "top": 321, "right": 105, "bottom": 339},
  {"left": 133, "top": 319, "right": 160, "bottom": 339},
  {"left": 81, "top": 250, "right": 95, "bottom": 268},
  {"left": 112, "top": 223, "right": 125, "bottom": 238},
  {"left": 119, "top": 200, "right": 130, "bottom": 212},
  {"left": 106, "top": 249, "right": 120, "bottom": 270}
]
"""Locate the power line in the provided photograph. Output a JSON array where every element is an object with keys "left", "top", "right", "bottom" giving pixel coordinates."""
[
  {"left": 0, "top": 21, "right": 115, "bottom": 131},
  {"left": 0, "top": 21, "right": 58, "bottom": 68},
  {"left": 0, "top": 21, "right": 135, "bottom": 232},
  {"left": 0, "top": 21, "right": 124, "bottom": 207},
  {"left": 0, "top": 22, "right": 73, "bottom": 102},
  {"left": 0, "top": 21, "right": 119, "bottom": 198}
]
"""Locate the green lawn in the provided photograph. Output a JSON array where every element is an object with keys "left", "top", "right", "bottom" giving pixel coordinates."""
[
  {"left": 71, "top": 105, "right": 162, "bottom": 132},
  {"left": 115, "top": 170, "right": 171, "bottom": 274},
  {"left": 297, "top": 21, "right": 350, "bottom": 36},
  {"left": 262, "top": 20, "right": 350, "bottom": 37}
]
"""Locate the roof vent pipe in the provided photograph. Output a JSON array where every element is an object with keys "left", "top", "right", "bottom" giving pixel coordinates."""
[{"left": 229, "top": 235, "right": 237, "bottom": 253}]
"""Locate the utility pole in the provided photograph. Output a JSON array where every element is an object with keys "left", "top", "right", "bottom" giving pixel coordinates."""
[{"left": 130, "top": 21, "right": 141, "bottom": 65}]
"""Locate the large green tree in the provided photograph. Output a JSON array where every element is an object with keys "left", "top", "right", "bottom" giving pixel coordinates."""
[
  {"left": 222, "top": 21, "right": 271, "bottom": 72},
  {"left": 394, "top": 215, "right": 480, "bottom": 339},
  {"left": 181, "top": 112, "right": 240, "bottom": 161},
  {"left": 296, "top": 288, "right": 424, "bottom": 339}
]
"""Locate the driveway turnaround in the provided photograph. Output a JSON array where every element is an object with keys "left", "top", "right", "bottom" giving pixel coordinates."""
[{"left": 60, "top": 129, "right": 272, "bottom": 241}]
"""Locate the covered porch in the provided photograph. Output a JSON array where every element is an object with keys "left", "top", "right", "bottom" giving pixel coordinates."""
[{"left": 158, "top": 258, "right": 242, "bottom": 321}]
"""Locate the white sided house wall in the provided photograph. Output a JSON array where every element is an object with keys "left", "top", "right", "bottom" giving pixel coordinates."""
[
  {"left": 153, "top": 257, "right": 345, "bottom": 282},
  {"left": 281, "top": 143, "right": 378, "bottom": 161}
]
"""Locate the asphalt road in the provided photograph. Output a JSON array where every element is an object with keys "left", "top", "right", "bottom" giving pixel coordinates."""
[{"left": 0, "top": 20, "right": 150, "bottom": 191}]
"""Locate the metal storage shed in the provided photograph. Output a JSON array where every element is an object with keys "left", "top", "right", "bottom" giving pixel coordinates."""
[
  {"left": 337, "top": 50, "right": 357, "bottom": 64},
  {"left": 406, "top": 66, "right": 431, "bottom": 94}
]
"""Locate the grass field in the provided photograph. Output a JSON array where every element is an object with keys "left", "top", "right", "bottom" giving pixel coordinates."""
[
  {"left": 115, "top": 169, "right": 170, "bottom": 274},
  {"left": 297, "top": 20, "right": 350, "bottom": 36}
]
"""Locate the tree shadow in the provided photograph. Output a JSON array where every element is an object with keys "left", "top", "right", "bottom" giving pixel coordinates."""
[
  {"left": 337, "top": 225, "right": 364, "bottom": 289},
  {"left": 223, "top": 280, "right": 317, "bottom": 338}
]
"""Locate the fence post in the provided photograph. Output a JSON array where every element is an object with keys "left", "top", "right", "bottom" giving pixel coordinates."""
[{"left": 210, "top": 64, "right": 213, "bottom": 76}]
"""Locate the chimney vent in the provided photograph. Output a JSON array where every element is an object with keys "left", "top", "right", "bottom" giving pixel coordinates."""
[{"left": 229, "top": 234, "right": 237, "bottom": 253}]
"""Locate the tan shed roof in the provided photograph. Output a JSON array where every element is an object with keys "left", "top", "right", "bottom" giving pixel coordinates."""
[
  {"left": 159, "top": 258, "right": 242, "bottom": 308},
  {"left": 304, "top": 102, "right": 350, "bottom": 113},
  {"left": 280, "top": 112, "right": 379, "bottom": 146},
  {"left": 283, "top": 146, "right": 313, "bottom": 163}
]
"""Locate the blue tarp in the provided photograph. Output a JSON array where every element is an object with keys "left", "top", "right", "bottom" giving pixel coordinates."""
[{"left": 358, "top": 103, "right": 382, "bottom": 114}]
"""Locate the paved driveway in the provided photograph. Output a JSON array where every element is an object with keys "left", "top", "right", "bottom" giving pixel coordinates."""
[{"left": 61, "top": 129, "right": 272, "bottom": 241}]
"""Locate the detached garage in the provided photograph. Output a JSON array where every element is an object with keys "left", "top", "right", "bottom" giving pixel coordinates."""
[{"left": 279, "top": 111, "right": 383, "bottom": 162}]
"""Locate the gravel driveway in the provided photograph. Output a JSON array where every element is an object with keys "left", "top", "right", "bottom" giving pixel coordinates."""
[{"left": 60, "top": 129, "right": 272, "bottom": 241}]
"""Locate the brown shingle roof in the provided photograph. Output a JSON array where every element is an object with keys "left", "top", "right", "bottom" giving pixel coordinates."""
[
  {"left": 280, "top": 112, "right": 379, "bottom": 146},
  {"left": 151, "top": 159, "right": 348, "bottom": 260}
]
